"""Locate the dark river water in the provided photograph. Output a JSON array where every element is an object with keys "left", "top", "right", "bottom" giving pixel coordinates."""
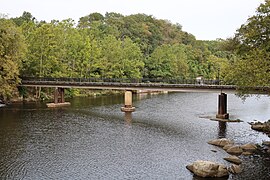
[{"left": 0, "top": 92, "right": 270, "bottom": 179}]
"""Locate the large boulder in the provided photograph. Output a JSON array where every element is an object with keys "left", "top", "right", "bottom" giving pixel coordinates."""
[
  {"left": 186, "top": 160, "right": 229, "bottom": 178},
  {"left": 208, "top": 138, "right": 234, "bottom": 147},
  {"left": 226, "top": 146, "right": 243, "bottom": 155},
  {"left": 224, "top": 155, "right": 242, "bottom": 165},
  {"left": 241, "top": 143, "right": 257, "bottom": 152}
]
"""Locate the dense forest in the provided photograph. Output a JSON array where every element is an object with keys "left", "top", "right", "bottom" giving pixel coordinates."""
[{"left": 0, "top": 0, "right": 269, "bottom": 101}]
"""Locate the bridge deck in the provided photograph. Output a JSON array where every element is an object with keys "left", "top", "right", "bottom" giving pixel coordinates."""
[{"left": 20, "top": 78, "right": 237, "bottom": 93}]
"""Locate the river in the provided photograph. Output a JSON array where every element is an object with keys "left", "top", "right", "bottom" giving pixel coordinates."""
[{"left": 0, "top": 92, "right": 270, "bottom": 179}]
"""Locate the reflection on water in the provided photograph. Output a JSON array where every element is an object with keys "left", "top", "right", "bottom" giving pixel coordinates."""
[
  {"left": 0, "top": 93, "right": 270, "bottom": 179},
  {"left": 218, "top": 122, "right": 227, "bottom": 138},
  {"left": 124, "top": 112, "right": 132, "bottom": 125}
]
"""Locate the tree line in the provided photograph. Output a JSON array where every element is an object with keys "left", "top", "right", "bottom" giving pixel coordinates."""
[{"left": 1, "top": 0, "right": 269, "bottom": 100}]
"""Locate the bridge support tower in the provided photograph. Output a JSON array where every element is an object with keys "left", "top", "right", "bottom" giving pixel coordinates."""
[
  {"left": 216, "top": 93, "right": 229, "bottom": 119},
  {"left": 121, "top": 91, "right": 135, "bottom": 112}
]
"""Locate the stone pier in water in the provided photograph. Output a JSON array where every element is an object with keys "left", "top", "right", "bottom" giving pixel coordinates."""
[
  {"left": 121, "top": 91, "right": 135, "bottom": 112},
  {"left": 47, "top": 87, "right": 70, "bottom": 107},
  {"left": 216, "top": 93, "right": 229, "bottom": 119}
]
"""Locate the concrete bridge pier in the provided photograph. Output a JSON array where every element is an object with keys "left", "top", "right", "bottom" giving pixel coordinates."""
[
  {"left": 54, "top": 87, "right": 65, "bottom": 103},
  {"left": 47, "top": 87, "right": 70, "bottom": 107},
  {"left": 216, "top": 93, "right": 229, "bottom": 119},
  {"left": 121, "top": 91, "right": 135, "bottom": 112}
]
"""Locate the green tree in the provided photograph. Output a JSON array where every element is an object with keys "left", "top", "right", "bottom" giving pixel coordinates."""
[
  {"left": 23, "top": 22, "right": 58, "bottom": 77},
  {"left": 100, "top": 35, "right": 144, "bottom": 79},
  {"left": 78, "top": 12, "right": 104, "bottom": 28},
  {"left": 0, "top": 18, "right": 26, "bottom": 100},
  {"left": 146, "top": 44, "right": 188, "bottom": 79},
  {"left": 224, "top": 49, "right": 270, "bottom": 88},
  {"left": 23, "top": 19, "right": 82, "bottom": 77},
  {"left": 11, "top": 11, "right": 36, "bottom": 26},
  {"left": 119, "top": 38, "right": 144, "bottom": 79},
  {"left": 234, "top": 0, "right": 270, "bottom": 53},
  {"left": 225, "top": 0, "right": 270, "bottom": 89}
]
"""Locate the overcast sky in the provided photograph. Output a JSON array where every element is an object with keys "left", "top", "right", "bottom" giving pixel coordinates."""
[{"left": 0, "top": 0, "right": 264, "bottom": 40}]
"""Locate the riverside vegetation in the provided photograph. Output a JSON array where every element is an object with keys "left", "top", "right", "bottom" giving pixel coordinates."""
[{"left": 1, "top": 0, "right": 270, "bottom": 102}]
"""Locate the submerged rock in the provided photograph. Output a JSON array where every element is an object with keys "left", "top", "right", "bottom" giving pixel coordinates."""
[
  {"left": 224, "top": 155, "right": 242, "bottom": 165},
  {"left": 208, "top": 138, "right": 234, "bottom": 147},
  {"left": 186, "top": 160, "right": 229, "bottom": 178}
]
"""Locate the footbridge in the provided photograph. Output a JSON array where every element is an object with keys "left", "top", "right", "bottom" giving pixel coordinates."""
[
  {"left": 21, "top": 77, "right": 236, "bottom": 93},
  {"left": 19, "top": 77, "right": 268, "bottom": 119}
]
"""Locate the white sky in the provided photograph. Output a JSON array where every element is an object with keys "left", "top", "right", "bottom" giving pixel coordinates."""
[{"left": 0, "top": 0, "right": 264, "bottom": 40}]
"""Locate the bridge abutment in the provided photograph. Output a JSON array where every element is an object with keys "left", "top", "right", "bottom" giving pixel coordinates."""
[
  {"left": 216, "top": 93, "right": 229, "bottom": 119},
  {"left": 121, "top": 91, "right": 135, "bottom": 112}
]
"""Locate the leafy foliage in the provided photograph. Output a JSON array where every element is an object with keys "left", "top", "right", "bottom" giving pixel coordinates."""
[
  {"left": 0, "top": 11, "right": 235, "bottom": 100},
  {"left": 0, "top": 18, "right": 26, "bottom": 100},
  {"left": 146, "top": 44, "right": 188, "bottom": 79},
  {"left": 235, "top": 0, "right": 270, "bottom": 53},
  {"left": 224, "top": 0, "right": 270, "bottom": 89}
]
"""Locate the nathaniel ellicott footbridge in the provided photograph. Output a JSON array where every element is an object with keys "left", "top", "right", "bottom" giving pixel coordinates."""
[{"left": 19, "top": 77, "right": 270, "bottom": 119}]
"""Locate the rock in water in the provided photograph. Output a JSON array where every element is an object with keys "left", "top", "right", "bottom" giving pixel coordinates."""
[
  {"left": 0, "top": 103, "right": 5, "bottom": 107},
  {"left": 186, "top": 160, "right": 229, "bottom": 178},
  {"left": 242, "top": 151, "right": 253, "bottom": 156},
  {"left": 251, "top": 121, "right": 270, "bottom": 133},
  {"left": 224, "top": 155, "right": 242, "bottom": 165},
  {"left": 241, "top": 143, "right": 257, "bottom": 152},
  {"left": 228, "top": 164, "right": 242, "bottom": 174},
  {"left": 251, "top": 124, "right": 265, "bottom": 131},
  {"left": 226, "top": 146, "right": 243, "bottom": 155},
  {"left": 223, "top": 144, "right": 234, "bottom": 151},
  {"left": 262, "top": 141, "right": 270, "bottom": 146},
  {"left": 208, "top": 138, "right": 234, "bottom": 147}
]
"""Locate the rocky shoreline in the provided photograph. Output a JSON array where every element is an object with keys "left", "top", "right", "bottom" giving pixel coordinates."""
[{"left": 186, "top": 138, "right": 270, "bottom": 178}]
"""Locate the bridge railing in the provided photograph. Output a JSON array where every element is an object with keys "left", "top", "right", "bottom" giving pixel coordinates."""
[{"left": 20, "top": 77, "right": 222, "bottom": 85}]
